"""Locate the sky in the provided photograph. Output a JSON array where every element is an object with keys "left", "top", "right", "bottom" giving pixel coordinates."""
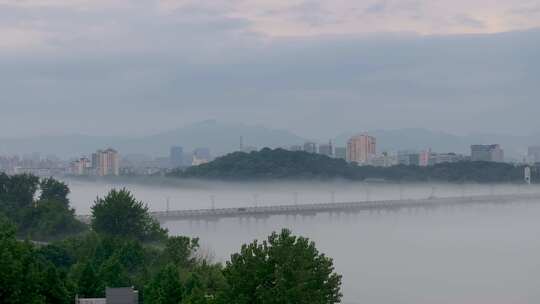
[{"left": 0, "top": 0, "right": 539, "bottom": 139}]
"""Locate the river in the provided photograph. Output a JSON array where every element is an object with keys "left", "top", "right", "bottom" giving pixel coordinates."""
[{"left": 66, "top": 179, "right": 540, "bottom": 304}]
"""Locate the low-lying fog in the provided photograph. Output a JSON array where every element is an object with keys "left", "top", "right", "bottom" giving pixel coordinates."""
[
  {"left": 65, "top": 179, "right": 540, "bottom": 304},
  {"left": 65, "top": 179, "right": 538, "bottom": 214}
]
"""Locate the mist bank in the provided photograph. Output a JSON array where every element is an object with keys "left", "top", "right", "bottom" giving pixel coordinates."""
[{"left": 169, "top": 148, "right": 535, "bottom": 184}]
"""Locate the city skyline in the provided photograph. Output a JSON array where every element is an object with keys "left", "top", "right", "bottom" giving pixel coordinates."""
[
  {"left": 2, "top": 130, "right": 535, "bottom": 178},
  {"left": 1, "top": 2, "right": 539, "bottom": 304},
  {"left": 2, "top": 120, "right": 540, "bottom": 160}
]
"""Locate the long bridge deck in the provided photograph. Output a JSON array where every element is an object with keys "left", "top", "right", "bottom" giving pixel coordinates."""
[{"left": 75, "top": 192, "right": 540, "bottom": 224}]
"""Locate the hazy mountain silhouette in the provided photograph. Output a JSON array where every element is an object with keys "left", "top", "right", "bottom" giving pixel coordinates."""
[
  {"left": 0, "top": 120, "right": 306, "bottom": 158},
  {"left": 0, "top": 122, "right": 537, "bottom": 160}
]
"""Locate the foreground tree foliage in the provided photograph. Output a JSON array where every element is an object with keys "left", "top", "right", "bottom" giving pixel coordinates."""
[
  {"left": 0, "top": 177, "right": 343, "bottom": 303},
  {"left": 0, "top": 174, "right": 86, "bottom": 240},
  {"left": 0, "top": 216, "right": 72, "bottom": 304},
  {"left": 172, "top": 148, "right": 537, "bottom": 183},
  {"left": 91, "top": 189, "right": 167, "bottom": 242},
  {"left": 221, "top": 229, "right": 342, "bottom": 304},
  {"left": 144, "top": 264, "right": 184, "bottom": 304}
]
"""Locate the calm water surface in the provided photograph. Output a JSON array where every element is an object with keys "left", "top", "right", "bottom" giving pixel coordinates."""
[{"left": 66, "top": 180, "right": 540, "bottom": 304}]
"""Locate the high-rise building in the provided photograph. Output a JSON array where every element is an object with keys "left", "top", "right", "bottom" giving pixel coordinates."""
[
  {"left": 193, "top": 147, "right": 211, "bottom": 161},
  {"left": 528, "top": 146, "right": 540, "bottom": 163},
  {"left": 318, "top": 141, "right": 333, "bottom": 157},
  {"left": 70, "top": 157, "right": 91, "bottom": 175},
  {"left": 346, "top": 134, "right": 376, "bottom": 164},
  {"left": 471, "top": 144, "right": 504, "bottom": 162},
  {"left": 419, "top": 149, "right": 432, "bottom": 167},
  {"left": 170, "top": 146, "right": 184, "bottom": 168},
  {"left": 303, "top": 142, "right": 317, "bottom": 154},
  {"left": 92, "top": 148, "right": 120, "bottom": 176}
]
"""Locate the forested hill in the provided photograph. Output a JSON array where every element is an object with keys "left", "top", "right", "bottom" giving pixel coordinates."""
[{"left": 172, "top": 148, "right": 536, "bottom": 183}]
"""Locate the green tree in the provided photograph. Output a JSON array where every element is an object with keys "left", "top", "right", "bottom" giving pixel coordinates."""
[
  {"left": 0, "top": 173, "right": 39, "bottom": 218},
  {"left": 163, "top": 236, "right": 200, "bottom": 269},
  {"left": 220, "top": 229, "right": 342, "bottom": 304},
  {"left": 21, "top": 199, "right": 86, "bottom": 240},
  {"left": 144, "top": 264, "right": 183, "bottom": 304},
  {"left": 0, "top": 216, "right": 68, "bottom": 304},
  {"left": 41, "top": 263, "right": 71, "bottom": 304},
  {"left": 0, "top": 174, "right": 85, "bottom": 240},
  {"left": 91, "top": 189, "right": 167, "bottom": 241},
  {"left": 39, "top": 178, "right": 70, "bottom": 206},
  {"left": 76, "top": 262, "right": 103, "bottom": 298},
  {"left": 37, "top": 244, "right": 75, "bottom": 271},
  {"left": 98, "top": 255, "right": 131, "bottom": 288}
]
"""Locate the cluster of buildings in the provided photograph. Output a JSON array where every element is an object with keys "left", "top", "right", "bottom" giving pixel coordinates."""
[
  {"left": 70, "top": 148, "right": 120, "bottom": 176},
  {"left": 286, "top": 134, "right": 508, "bottom": 168},
  {"left": 0, "top": 153, "right": 66, "bottom": 177},
  {"left": 3, "top": 133, "right": 540, "bottom": 178},
  {"left": 119, "top": 146, "right": 212, "bottom": 176},
  {"left": 67, "top": 146, "right": 215, "bottom": 177}
]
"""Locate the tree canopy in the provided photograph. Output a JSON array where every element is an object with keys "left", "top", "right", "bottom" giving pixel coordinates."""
[
  {"left": 171, "top": 148, "right": 536, "bottom": 183},
  {"left": 1, "top": 177, "right": 344, "bottom": 304},
  {"left": 91, "top": 188, "right": 168, "bottom": 242},
  {"left": 0, "top": 174, "right": 86, "bottom": 240},
  {"left": 221, "top": 229, "right": 342, "bottom": 304}
]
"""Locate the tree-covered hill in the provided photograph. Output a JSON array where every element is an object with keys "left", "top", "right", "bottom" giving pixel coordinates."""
[
  {"left": 172, "top": 148, "right": 536, "bottom": 183},
  {"left": 174, "top": 148, "right": 355, "bottom": 180}
]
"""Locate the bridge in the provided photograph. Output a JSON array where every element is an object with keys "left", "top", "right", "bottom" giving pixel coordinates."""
[{"left": 75, "top": 192, "right": 540, "bottom": 224}]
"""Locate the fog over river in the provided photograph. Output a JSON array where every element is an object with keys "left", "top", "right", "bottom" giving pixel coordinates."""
[{"left": 66, "top": 179, "right": 540, "bottom": 304}]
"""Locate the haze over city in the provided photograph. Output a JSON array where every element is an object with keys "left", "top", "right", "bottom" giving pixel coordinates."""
[
  {"left": 1, "top": 0, "right": 539, "bottom": 139},
  {"left": 2, "top": 1, "right": 540, "bottom": 304}
]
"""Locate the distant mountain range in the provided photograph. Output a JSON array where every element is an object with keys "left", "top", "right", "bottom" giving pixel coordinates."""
[
  {"left": 0, "top": 121, "right": 537, "bottom": 160},
  {"left": 0, "top": 120, "right": 305, "bottom": 159}
]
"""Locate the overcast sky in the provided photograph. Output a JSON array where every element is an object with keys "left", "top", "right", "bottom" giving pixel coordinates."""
[{"left": 0, "top": 0, "right": 539, "bottom": 139}]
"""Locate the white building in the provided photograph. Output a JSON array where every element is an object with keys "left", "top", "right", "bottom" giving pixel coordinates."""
[{"left": 471, "top": 144, "right": 504, "bottom": 162}]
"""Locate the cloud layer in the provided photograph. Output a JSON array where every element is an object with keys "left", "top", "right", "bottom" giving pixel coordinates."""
[{"left": 0, "top": 0, "right": 539, "bottom": 139}]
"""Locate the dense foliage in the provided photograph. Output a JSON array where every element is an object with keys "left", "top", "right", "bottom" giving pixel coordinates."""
[
  {"left": 0, "top": 176, "right": 342, "bottom": 303},
  {"left": 173, "top": 148, "right": 537, "bottom": 183},
  {"left": 91, "top": 189, "right": 167, "bottom": 242},
  {"left": 0, "top": 216, "right": 74, "bottom": 304},
  {"left": 0, "top": 174, "right": 86, "bottom": 240},
  {"left": 221, "top": 229, "right": 342, "bottom": 304}
]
